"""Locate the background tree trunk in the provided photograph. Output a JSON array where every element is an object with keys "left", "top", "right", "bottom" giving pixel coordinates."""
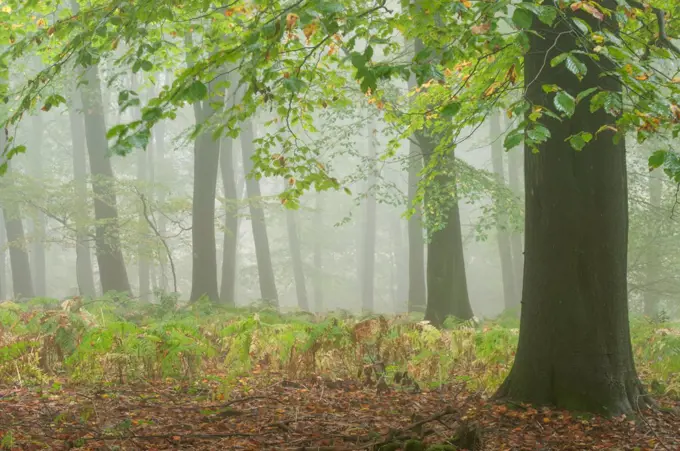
[
  {"left": 29, "top": 114, "right": 47, "bottom": 297},
  {"left": 505, "top": 118, "right": 524, "bottom": 304},
  {"left": 0, "top": 158, "right": 34, "bottom": 300},
  {"left": 79, "top": 64, "right": 131, "bottom": 295},
  {"left": 360, "top": 119, "right": 377, "bottom": 312},
  {"left": 284, "top": 180, "right": 309, "bottom": 310},
  {"left": 152, "top": 100, "right": 168, "bottom": 292},
  {"left": 490, "top": 112, "right": 518, "bottom": 311},
  {"left": 495, "top": 2, "right": 645, "bottom": 414},
  {"left": 219, "top": 134, "right": 239, "bottom": 307},
  {"left": 187, "top": 76, "right": 222, "bottom": 303},
  {"left": 407, "top": 71, "right": 427, "bottom": 313},
  {"left": 241, "top": 120, "right": 278, "bottom": 304},
  {"left": 419, "top": 132, "right": 473, "bottom": 325},
  {"left": 643, "top": 169, "right": 662, "bottom": 317},
  {"left": 68, "top": 90, "right": 97, "bottom": 298},
  {"left": 312, "top": 192, "right": 324, "bottom": 312},
  {"left": 0, "top": 211, "right": 6, "bottom": 300}
]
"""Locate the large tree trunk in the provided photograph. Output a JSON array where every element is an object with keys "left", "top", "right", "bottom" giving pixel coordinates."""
[
  {"left": 219, "top": 134, "right": 238, "bottom": 306},
  {"left": 360, "top": 119, "right": 377, "bottom": 312},
  {"left": 188, "top": 82, "right": 222, "bottom": 303},
  {"left": 284, "top": 180, "right": 309, "bottom": 310},
  {"left": 406, "top": 74, "right": 427, "bottom": 313},
  {"left": 643, "top": 169, "right": 662, "bottom": 317},
  {"left": 79, "top": 65, "right": 131, "bottom": 294},
  {"left": 312, "top": 192, "right": 324, "bottom": 312},
  {"left": 495, "top": 1, "right": 645, "bottom": 415},
  {"left": 241, "top": 120, "right": 278, "bottom": 304},
  {"left": 67, "top": 90, "right": 97, "bottom": 298},
  {"left": 505, "top": 117, "right": 524, "bottom": 303},
  {"left": 490, "top": 112, "right": 518, "bottom": 311},
  {"left": 29, "top": 115, "right": 47, "bottom": 297}
]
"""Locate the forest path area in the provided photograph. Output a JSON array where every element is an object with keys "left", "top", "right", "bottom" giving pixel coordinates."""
[{"left": 1, "top": 377, "right": 678, "bottom": 451}]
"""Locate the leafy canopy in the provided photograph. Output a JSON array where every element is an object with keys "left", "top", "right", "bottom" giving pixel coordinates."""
[{"left": 0, "top": 0, "right": 679, "bottom": 191}]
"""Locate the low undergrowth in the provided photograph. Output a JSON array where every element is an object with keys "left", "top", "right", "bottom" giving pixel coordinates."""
[{"left": 0, "top": 294, "right": 678, "bottom": 400}]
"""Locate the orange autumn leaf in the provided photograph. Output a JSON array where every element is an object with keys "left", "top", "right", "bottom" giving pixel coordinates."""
[{"left": 471, "top": 23, "right": 491, "bottom": 35}]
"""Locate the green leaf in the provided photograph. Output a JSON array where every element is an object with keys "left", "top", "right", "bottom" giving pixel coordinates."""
[
  {"left": 527, "top": 124, "right": 551, "bottom": 143},
  {"left": 554, "top": 91, "right": 576, "bottom": 117},
  {"left": 566, "top": 132, "right": 593, "bottom": 151},
  {"left": 504, "top": 131, "right": 523, "bottom": 150},
  {"left": 440, "top": 102, "right": 461, "bottom": 118},
  {"left": 565, "top": 55, "right": 587, "bottom": 79},
  {"left": 142, "top": 107, "right": 163, "bottom": 122},
  {"left": 283, "top": 76, "right": 306, "bottom": 93},
  {"left": 648, "top": 150, "right": 667, "bottom": 169},
  {"left": 512, "top": 8, "right": 533, "bottom": 29},
  {"left": 550, "top": 53, "right": 569, "bottom": 68},
  {"left": 519, "top": 3, "right": 557, "bottom": 25},
  {"left": 576, "top": 87, "right": 598, "bottom": 104},
  {"left": 186, "top": 80, "right": 208, "bottom": 101}
]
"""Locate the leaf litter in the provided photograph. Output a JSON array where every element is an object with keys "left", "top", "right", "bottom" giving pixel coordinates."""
[{"left": 1, "top": 375, "right": 678, "bottom": 450}]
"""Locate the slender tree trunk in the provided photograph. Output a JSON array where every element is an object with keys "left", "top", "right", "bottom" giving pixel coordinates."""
[
  {"left": 495, "top": 1, "right": 645, "bottom": 415},
  {"left": 360, "top": 119, "right": 377, "bottom": 312},
  {"left": 284, "top": 180, "right": 309, "bottom": 310},
  {"left": 241, "top": 120, "right": 278, "bottom": 304},
  {"left": 188, "top": 83, "right": 222, "bottom": 303},
  {"left": 643, "top": 169, "right": 662, "bottom": 317},
  {"left": 490, "top": 112, "right": 518, "bottom": 310},
  {"left": 67, "top": 90, "right": 97, "bottom": 298},
  {"left": 79, "top": 64, "right": 131, "bottom": 295},
  {"left": 505, "top": 118, "right": 524, "bottom": 303},
  {"left": 391, "top": 217, "right": 408, "bottom": 312},
  {"left": 29, "top": 114, "right": 47, "bottom": 297},
  {"left": 219, "top": 134, "right": 238, "bottom": 306},
  {"left": 0, "top": 159, "right": 34, "bottom": 300},
  {"left": 407, "top": 74, "right": 427, "bottom": 314},
  {"left": 136, "top": 148, "right": 151, "bottom": 301},
  {"left": 312, "top": 192, "right": 324, "bottom": 312},
  {"left": 0, "top": 211, "right": 6, "bottom": 300},
  {"left": 131, "top": 75, "right": 151, "bottom": 302},
  {"left": 152, "top": 111, "right": 168, "bottom": 292}
]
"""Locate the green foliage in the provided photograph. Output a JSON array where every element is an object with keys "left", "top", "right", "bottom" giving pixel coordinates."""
[{"left": 2, "top": 297, "right": 677, "bottom": 402}]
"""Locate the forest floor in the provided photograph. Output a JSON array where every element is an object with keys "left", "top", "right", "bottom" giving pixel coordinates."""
[{"left": 1, "top": 375, "right": 679, "bottom": 451}]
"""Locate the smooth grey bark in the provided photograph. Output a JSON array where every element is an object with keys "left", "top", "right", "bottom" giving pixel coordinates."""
[
  {"left": 643, "top": 169, "right": 662, "bottom": 317},
  {"left": 0, "top": 160, "right": 34, "bottom": 300},
  {"left": 241, "top": 121, "right": 278, "bottom": 304},
  {"left": 187, "top": 82, "right": 222, "bottom": 303},
  {"left": 284, "top": 180, "right": 309, "bottom": 310},
  {"left": 495, "top": 1, "right": 646, "bottom": 415},
  {"left": 312, "top": 192, "right": 323, "bottom": 312},
  {"left": 67, "top": 88, "right": 97, "bottom": 298},
  {"left": 136, "top": 147, "right": 151, "bottom": 301},
  {"left": 79, "top": 64, "right": 132, "bottom": 295},
  {"left": 505, "top": 118, "right": 524, "bottom": 303},
  {"left": 360, "top": 120, "right": 378, "bottom": 312},
  {"left": 490, "top": 112, "right": 518, "bottom": 310},
  {"left": 28, "top": 114, "right": 47, "bottom": 297},
  {"left": 219, "top": 134, "right": 238, "bottom": 306},
  {"left": 152, "top": 108, "right": 168, "bottom": 292},
  {"left": 0, "top": 211, "right": 6, "bottom": 300},
  {"left": 406, "top": 56, "right": 427, "bottom": 314},
  {"left": 391, "top": 217, "right": 408, "bottom": 312}
]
